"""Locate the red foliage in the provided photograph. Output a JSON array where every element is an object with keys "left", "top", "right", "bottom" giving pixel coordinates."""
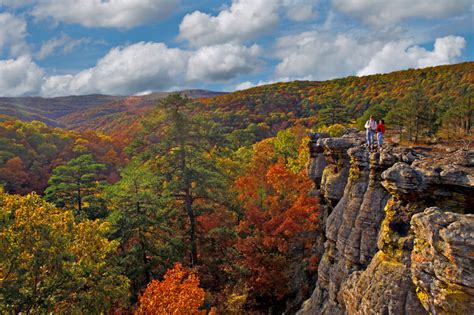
[{"left": 234, "top": 142, "right": 320, "bottom": 303}]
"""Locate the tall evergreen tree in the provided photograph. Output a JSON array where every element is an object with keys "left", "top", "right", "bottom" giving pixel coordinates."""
[
  {"left": 139, "top": 94, "right": 229, "bottom": 266},
  {"left": 45, "top": 153, "right": 107, "bottom": 219},
  {"left": 386, "top": 87, "right": 433, "bottom": 142},
  {"left": 107, "top": 160, "right": 185, "bottom": 295},
  {"left": 317, "top": 90, "right": 351, "bottom": 126}
]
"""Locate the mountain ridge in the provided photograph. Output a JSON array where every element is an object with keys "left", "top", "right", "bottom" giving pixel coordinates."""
[
  {"left": 0, "top": 89, "right": 226, "bottom": 129},
  {"left": 1, "top": 62, "right": 472, "bottom": 138}
]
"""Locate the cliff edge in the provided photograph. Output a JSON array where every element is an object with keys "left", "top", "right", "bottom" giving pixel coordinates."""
[{"left": 298, "top": 133, "right": 473, "bottom": 314}]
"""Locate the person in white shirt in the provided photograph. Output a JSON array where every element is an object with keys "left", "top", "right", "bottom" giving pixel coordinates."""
[{"left": 364, "top": 115, "right": 377, "bottom": 149}]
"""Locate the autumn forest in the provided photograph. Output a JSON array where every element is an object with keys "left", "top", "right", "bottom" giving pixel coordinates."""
[{"left": 0, "top": 63, "right": 473, "bottom": 314}]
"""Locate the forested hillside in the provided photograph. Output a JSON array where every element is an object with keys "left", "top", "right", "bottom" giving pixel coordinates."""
[
  {"left": 1, "top": 63, "right": 471, "bottom": 142},
  {"left": 64, "top": 62, "right": 473, "bottom": 145},
  {"left": 0, "top": 90, "right": 225, "bottom": 130},
  {"left": 0, "top": 63, "right": 472, "bottom": 314},
  {"left": 199, "top": 62, "right": 472, "bottom": 139},
  {"left": 69, "top": 61, "right": 474, "bottom": 142},
  {"left": 0, "top": 120, "right": 126, "bottom": 194},
  {"left": 0, "top": 94, "right": 121, "bottom": 126}
]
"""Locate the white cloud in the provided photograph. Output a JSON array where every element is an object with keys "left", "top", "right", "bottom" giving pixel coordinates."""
[
  {"left": 37, "top": 33, "right": 90, "bottom": 60},
  {"left": 283, "top": 0, "right": 319, "bottom": 21},
  {"left": 32, "top": 0, "right": 178, "bottom": 29},
  {"left": 0, "top": 0, "right": 35, "bottom": 8},
  {"left": 187, "top": 43, "right": 261, "bottom": 82},
  {"left": 235, "top": 81, "right": 256, "bottom": 91},
  {"left": 0, "top": 55, "right": 44, "bottom": 96},
  {"left": 357, "top": 36, "right": 466, "bottom": 76},
  {"left": 41, "top": 40, "right": 263, "bottom": 96},
  {"left": 41, "top": 42, "right": 189, "bottom": 96},
  {"left": 178, "top": 0, "right": 281, "bottom": 47},
  {"left": 178, "top": 0, "right": 320, "bottom": 47},
  {"left": 332, "top": 0, "right": 471, "bottom": 26},
  {"left": 234, "top": 75, "right": 311, "bottom": 91},
  {"left": 234, "top": 79, "right": 281, "bottom": 91},
  {"left": 275, "top": 31, "right": 383, "bottom": 79},
  {"left": 0, "top": 13, "right": 28, "bottom": 57},
  {"left": 275, "top": 31, "right": 466, "bottom": 80}
]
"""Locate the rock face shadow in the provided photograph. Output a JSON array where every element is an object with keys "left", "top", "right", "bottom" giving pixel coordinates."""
[{"left": 299, "top": 134, "right": 473, "bottom": 315}]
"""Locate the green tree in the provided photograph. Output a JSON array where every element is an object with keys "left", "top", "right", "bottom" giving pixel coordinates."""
[
  {"left": 317, "top": 90, "right": 351, "bottom": 126},
  {"left": 45, "top": 153, "right": 107, "bottom": 220},
  {"left": 439, "top": 94, "right": 473, "bottom": 139},
  {"left": 140, "top": 94, "right": 229, "bottom": 266},
  {"left": 386, "top": 88, "right": 432, "bottom": 142},
  {"left": 404, "top": 88, "right": 432, "bottom": 142},
  {"left": 107, "top": 160, "right": 185, "bottom": 295},
  {"left": 385, "top": 99, "right": 410, "bottom": 140},
  {"left": 0, "top": 189, "right": 129, "bottom": 313},
  {"left": 356, "top": 101, "right": 393, "bottom": 129}
]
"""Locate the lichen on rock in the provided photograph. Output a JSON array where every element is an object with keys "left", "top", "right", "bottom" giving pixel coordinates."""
[
  {"left": 411, "top": 207, "right": 474, "bottom": 314},
  {"left": 299, "top": 134, "right": 473, "bottom": 315}
]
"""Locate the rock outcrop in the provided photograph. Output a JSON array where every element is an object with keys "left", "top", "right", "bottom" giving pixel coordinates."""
[
  {"left": 411, "top": 208, "right": 474, "bottom": 314},
  {"left": 298, "top": 136, "right": 474, "bottom": 315}
]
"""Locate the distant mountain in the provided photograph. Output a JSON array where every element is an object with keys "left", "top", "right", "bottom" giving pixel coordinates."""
[
  {"left": 0, "top": 94, "right": 121, "bottom": 127},
  {"left": 1, "top": 63, "right": 471, "bottom": 140},
  {"left": 0, "top": 90, "right": 225, "bottom": 129}
]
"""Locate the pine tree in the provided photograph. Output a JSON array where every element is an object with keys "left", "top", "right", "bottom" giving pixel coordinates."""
[
  {"left": 45, "top": 153, "right": 107, "bottom": 219},
  {"left": 317, "top": 90, "right": 351, "bottom": 126},
  {"left": 107, "top": 160, "right": 185, "bottom": 295},
  {"left": 141, "top": 94, "right": 228, "bottom": 266}
]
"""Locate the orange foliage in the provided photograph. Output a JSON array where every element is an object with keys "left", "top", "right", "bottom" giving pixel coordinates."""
[
  {"left": 135, "top": 263, "right": 206, "bottom": 315},
  {"left": 234, "top": 140, "right": 320, "bottom": 302},
  {"left": 0, "top": 120, "right": 127, "bottom": 194}
]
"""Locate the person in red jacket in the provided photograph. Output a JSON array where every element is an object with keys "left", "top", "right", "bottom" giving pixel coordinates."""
[{"left": 376, "top": 119, "right": 385, "bottom": 147}]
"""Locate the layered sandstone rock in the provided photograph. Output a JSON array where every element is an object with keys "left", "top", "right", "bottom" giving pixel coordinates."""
[
  {"left": 411, "top": 208, "right": 474, "bottom": 314},
  {"left": 299, "top": 136, "right": 473, "bottom": 315}
]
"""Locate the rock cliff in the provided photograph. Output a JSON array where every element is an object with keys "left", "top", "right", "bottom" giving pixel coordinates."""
[{"left": 298, "top": 134, "right": 473, "bottom": 314}]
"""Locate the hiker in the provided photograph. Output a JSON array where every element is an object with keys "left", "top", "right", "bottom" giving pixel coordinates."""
[
  {"left": 376, "top": 119, "right": 385, "bottom": 147},
  {"left": 364, "top": 115, "right": 377, "bottom": 148}
]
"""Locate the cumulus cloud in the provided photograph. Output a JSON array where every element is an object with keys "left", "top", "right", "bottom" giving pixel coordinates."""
[
  {"left": 275, "top": 31, "right": 383, "bottom": 79},
  {"left": 234, "top": 79, "right": 282, "bottom": 91},
  {"left": 332, "top": 0, "right": 471, "bottom": 26},
  {"left": 1, "top": 37, "right": 267, "bottom": 97},
  {"left": 187, "top": 43, "right": 261, "bottom": 82},
  {"left": 357, "top": 36, "right": 466, "bottom": 76},
  {"left": 0, "top": 55, "right": 44, "bottom": 96},
  {"left": 234, "top": 75, "right": 312, "bottom": 91},
  {"left": 32, "top": 0, "right": 178, "bottom": 29},
  {"left": 274, "top": 30, "right": 466, "bottom": 80},
  {"left": 41, "top": 42, "right": 189, "bottom": 96},
  {"left": 178, "top": 0, "right": 280, "bottom": 47},
  {"left": 178, "top": 0, "right": 320, "bottom": 47},
  {"left": 0, "top": 13, "right": 29, "bottom": 56},
  {"left": 283, "top": 0, "right": 319, "bottom": 21},
  {"left": 37, "top": 33, "right": 91, "bottom": 60},
  {"left": 41, "top": 40, "right": 261, "bottom": 96},
  {"left": 0, "top": 0, "right": 35, "bottom": 8}
]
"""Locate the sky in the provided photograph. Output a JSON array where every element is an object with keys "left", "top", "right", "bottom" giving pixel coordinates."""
[{"left": 0, "top": 0, "right": 472, "bottom": 97}]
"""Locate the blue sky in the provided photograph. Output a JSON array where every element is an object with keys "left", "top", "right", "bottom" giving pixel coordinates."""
[{"left": 0, "top": 0, "right": 472, "bottom": 97}]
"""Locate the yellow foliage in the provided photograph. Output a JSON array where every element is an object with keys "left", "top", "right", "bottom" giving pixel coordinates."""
[
  {"left": 316, "top": 123, "right": 346, "bottom": 137},
  {"left": 0, "top": 190, "right": 129, "bottom": 313}
]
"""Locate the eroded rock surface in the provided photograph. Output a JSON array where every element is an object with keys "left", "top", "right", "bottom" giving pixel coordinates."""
[
  {"left": 299, "top": 136, "right": 474, "bottom": 315},
  {"left": 411, "top": 207, "right": 474, "bottom": 314}
]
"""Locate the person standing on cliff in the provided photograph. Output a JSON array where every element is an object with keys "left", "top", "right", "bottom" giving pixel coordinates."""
[
  {"left": 376, "top": 119, "right": 385, "bottom": 148},
  {"left": 364, "top": 115, "right": 377, "bottom": 149}
]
